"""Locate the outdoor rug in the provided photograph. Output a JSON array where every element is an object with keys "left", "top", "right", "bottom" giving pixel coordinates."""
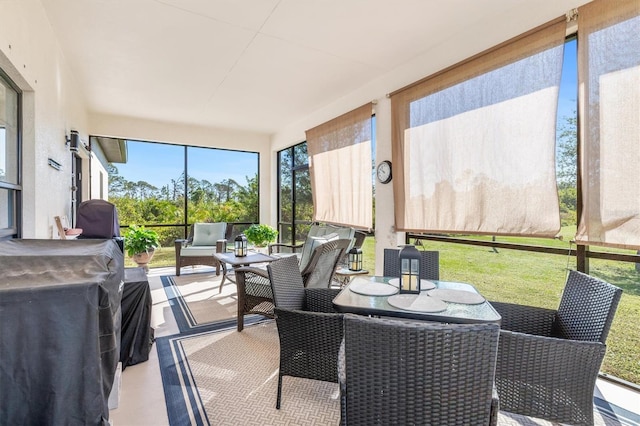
[
  {"left": 157, "top": 321, "right": 633, "bottom": 426},
  {"left": 157, "top": 321, "right": 341, "bottom": 426},
  {"left": 161, "top": 271, "right": 265, "bottom": 333}
]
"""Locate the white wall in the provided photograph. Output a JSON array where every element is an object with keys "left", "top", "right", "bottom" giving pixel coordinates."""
[{"left": 0, "top": 0, "right": 90, "bottom": 238}]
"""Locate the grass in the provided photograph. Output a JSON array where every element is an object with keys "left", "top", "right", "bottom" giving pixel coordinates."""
[{"left": 135, "top": 234, "right": 640, "bottom": 385}]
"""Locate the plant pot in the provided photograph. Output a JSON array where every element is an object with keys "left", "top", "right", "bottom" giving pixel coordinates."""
[
  {"left": 253, "top": 245, "right": 269, "bottom": 255},
  {"left": 132, "top": 248, "right": 155, "bottom": 272}
]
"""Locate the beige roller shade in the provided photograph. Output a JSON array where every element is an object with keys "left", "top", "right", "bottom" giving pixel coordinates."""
[
  {"left": 390, "top": 19, "right": 566, "bottom": 237},
  {"left": 306, "top": 103, "right": 373, "bottom": 230},
  {"left": 575, "top": 0, "right": 640, "bottom": 250}
]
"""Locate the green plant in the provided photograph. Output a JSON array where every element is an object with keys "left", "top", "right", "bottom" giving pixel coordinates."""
[
  {"left": 244, "top": 224, "right": 278, "bottom": 247},
  {"left": 124, "top": 225, "right": 161, "bottom": 257}
]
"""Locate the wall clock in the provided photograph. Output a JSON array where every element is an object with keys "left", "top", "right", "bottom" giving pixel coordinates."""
[{"left": 376, "top": 160, "right": 392, "bottom": 184}]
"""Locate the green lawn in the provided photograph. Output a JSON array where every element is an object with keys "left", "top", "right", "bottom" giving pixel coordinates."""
[{"left": 138, "top": 234, "right": 640, "bottom": 385}]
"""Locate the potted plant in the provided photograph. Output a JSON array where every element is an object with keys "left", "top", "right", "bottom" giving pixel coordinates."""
[
  {"left": 244, "top": 224, "right": 278, "bottom": 250},
  {"left": 124, "top": 225, "right": 161, "bottom": 271}
]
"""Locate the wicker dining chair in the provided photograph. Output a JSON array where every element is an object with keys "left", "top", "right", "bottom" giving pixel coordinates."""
[
  {"left": 267, "top": 255, "right": 344, "bottom": 409},
  {"left": 382, "top": 248, "right": 440, "bottom": 280},
  {"left": 339, "top": 314, "right": 500, "bottom": 426},
  {"left": 234, "top": 239, "right": 350, "bottom": 331},
  {"left": 490, "top": 270, "right": 622, "bottom": 426}
]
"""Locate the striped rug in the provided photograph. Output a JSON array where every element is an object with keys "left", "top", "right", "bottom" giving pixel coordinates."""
[
  {"left": 157, "top": 322, "right": 341, "bottom": 425},
  {"left": 160, "top": 272, "right": 242, "bottom": 333}
]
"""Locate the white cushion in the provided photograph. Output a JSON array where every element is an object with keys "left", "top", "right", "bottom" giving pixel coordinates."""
[
  {"left": 180, "top": 246, "right": 218, "bottom": 257},
  {"left": 192, "top": 223, "right": 226, "bottom": 246},
  {"left": 299, "top": 232, "right": 339, "bottom": 270}
]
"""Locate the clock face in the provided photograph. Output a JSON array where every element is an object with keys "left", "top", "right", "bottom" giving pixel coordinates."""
[{"left": 377, "top": 160, "right": 392, "bottom": 184}]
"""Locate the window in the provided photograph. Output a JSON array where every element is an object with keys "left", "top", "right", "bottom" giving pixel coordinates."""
[
  {"left": 277, "top": 142, "right": 312, "bottom": 245},
  {"left": 0, "top": 70, "right": 21, "bottom": 239},
  {"left": 108, "top": 140, "right": 259, "bottom": 247}
]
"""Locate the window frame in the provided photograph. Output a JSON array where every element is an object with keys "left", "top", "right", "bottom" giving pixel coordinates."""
[{"left": 0, "top": 68, "right": 22, "bottom": 240}]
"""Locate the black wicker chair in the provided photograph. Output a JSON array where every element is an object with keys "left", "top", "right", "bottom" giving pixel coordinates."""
[
  {"left": 339, "top": 314, "right": 500, "bottom": 426},
  {"left": 491, "top": 270, "right": 622, "bottom": 425},
  {"left": 382, "top": 248, "right": 439, "bottom": 280},
  {"left": 266, "top": 255, "right": 344, "bottom": 409},
  {"left": 235, "top": 239, "right": 350, "bottom": 331}
]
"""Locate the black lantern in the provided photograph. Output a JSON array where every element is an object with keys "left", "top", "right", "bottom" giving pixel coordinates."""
[
  {"left": 348, "top": 247, "right": 363, "bottom": 271},
  {"left": 234, "top": 233, "right": 248, "bottom": 257},
  {"left": 398, "top": 245, "right": 420, "bottom": 294}
]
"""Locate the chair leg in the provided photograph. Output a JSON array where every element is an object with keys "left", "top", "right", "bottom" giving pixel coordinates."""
[{"left": 276, "top": 374, "right": 283, "bottom": 409}]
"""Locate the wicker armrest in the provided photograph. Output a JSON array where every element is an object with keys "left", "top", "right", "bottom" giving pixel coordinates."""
[
  {"left": 490, "top": 301, "right": 556, "bottom": 336},
  {"left": 495, "top": 329, "right": 606, "bottom": 424},
  {"left": 304, "top": 288, "right": 342, "bottom": 313},
  {"left": 235, "top": 266, "right": 271, "bottom": 297},
  {"left": 174, "top": 238, "right": 187, "bottom": 254},
  {"left": 268, "top": 242, "right": 304, "bottom": 255},
  {"left": 235, "top": 265, "right": 269, "bottom": 277}
]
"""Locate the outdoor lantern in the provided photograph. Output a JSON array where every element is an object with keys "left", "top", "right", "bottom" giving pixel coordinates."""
[
  {"left": 234, "top": 233, "right": 248, "bottom": 257},
  {"left": 348, "top": 247, "right": 363, "bottom": 271},
  {"left": 398, "top": 244, "right": 420, "bottom": 294}
]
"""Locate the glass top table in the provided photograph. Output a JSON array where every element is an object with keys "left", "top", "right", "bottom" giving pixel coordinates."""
[{"left": 332, "top": 276, "right": 501, "bottom": 324}]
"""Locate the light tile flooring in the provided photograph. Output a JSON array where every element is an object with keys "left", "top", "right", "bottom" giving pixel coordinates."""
[{"left": 109, "top": 266, "right": 640, "bottom": 426}]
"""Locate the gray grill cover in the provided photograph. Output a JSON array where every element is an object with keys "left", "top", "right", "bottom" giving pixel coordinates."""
[
  {"left": 76, "top": 199, "right": 121, "bottom": 238},
  {"left": 0, "top": 239, "right": 124, "bottom": 426}
]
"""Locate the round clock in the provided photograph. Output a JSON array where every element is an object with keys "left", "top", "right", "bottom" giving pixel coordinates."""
[{"left": 376, "top": 160, "right": 392, "bottom": 184}]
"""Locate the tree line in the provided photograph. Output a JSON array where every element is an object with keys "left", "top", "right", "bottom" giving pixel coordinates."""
[{"left": 108, "top": 164, "right": 258, "bottom": 246}]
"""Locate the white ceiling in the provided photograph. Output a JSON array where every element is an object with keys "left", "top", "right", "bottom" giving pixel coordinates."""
[{"left": 41, "top": 0, "right": 588, "bottom": 135}]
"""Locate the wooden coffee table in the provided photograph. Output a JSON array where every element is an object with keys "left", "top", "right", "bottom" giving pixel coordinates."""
[{"left": 213, "top": 251, "right": 276, "bottom": 292}]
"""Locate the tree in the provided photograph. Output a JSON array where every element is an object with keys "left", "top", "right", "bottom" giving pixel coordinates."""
[
  {"left": 235, "top": 174, "right": 259, "bottom": 222},
  {"left": 556, "top": 113, "right": 578, "bottom": 226},
  {"left": 557, "top": 114, "right": 577, "bottom": 189}
]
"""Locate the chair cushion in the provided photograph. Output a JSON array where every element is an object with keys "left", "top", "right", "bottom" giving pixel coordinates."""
[
  {"left": 180, "top": 246, "right": 218, "bottom": 257},
  {"left": 311, "top": 225, "right": 356, "bottom": 251},
  {"left": 192, "top": 223, "right": 226, "bottom": 246},
  {"left": 299, "top": 232, "right": 339, "bottom": 270}
]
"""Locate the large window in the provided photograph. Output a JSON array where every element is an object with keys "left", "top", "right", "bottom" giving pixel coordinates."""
[
  {"left": 108, "top": 140, "right": 259, "bottom": 248},
  {"left": 0, "top": 70, "right": 20, "bottom": 239},
  {"left": 277, "top": 142, "right": 312, "bottom": 246}
]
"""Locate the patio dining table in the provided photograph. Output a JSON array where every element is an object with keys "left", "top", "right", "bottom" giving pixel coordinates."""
[{"left": 332, "top": 276, "right": 501, "bottom": 325}]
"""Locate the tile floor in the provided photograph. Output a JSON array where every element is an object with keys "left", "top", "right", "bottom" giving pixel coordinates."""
[{"left": 108, "top": 266, "right": 640, "bottom": 426}]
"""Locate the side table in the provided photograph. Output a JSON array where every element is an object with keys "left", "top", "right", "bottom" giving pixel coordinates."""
[{"left": 213, "top": 251, "right": 276, "bottom": 292}]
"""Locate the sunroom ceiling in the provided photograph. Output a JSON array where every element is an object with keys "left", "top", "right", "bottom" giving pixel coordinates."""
[{"left": 41, "top": 0, "right": 589, "bottom": 135}]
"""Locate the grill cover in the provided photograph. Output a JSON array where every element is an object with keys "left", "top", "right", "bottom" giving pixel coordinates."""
[
  {"left": 0, "top": 239, "right": 123, "bottom": 425},
  {"left": 76, "top": 199, "right": 121, "bottom": 238}
]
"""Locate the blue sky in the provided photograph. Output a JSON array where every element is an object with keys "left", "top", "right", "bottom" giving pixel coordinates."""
[
  {"left": 115, "top": 141, "right": 258, "bottom": 189},
  {"left": 115, "top": 39, "right": 577, "bottom": 190},
  {"left": 557, "top": 38, "right": 577, "bottom": 123}
]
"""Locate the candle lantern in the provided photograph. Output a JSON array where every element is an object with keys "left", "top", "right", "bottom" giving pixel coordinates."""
[
  {"left": 348, "top": 247, "right": 363, "bottom": 271},
  {"left": 398, "top": 244, "right": 420, "bottom": 294},
  {"left": 234, "top": 233, "right": 248, "bottom": 257}
]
